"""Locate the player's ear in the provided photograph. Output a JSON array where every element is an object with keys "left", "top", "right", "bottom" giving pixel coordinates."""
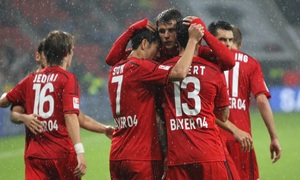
[
  {"left": 35, "top": 52, "right": 41, "bottom": 62},
  {"left": 141, "top": 39, "right": 148, "bottom": 50}
]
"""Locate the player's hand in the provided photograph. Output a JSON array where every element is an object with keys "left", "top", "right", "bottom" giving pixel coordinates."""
[
  {"left": 161, "top": 157, "right": 167, "bottom": 180},
  {"left": 270, "top": 138, "right": 281, "bottom": 163},
  {"left": 105, "top": 125, "right": 115, "bottom": 139},
  {"left": 233, "top": 128, "right": 253, "bottom": 152},
  {"left": 183, "top": 16, "right": 206, "bottom": 30},
  {"left": 147, "top": 20, "right": 157, "bottom": 32},
  {"left": 188, "top": 24, "right": 205, "bottom": 43},
  {"left": 74, "top": 153, "right": 87, "bottom": 178},
  {"left": 23, "top": 114, "right": 43, "bottom": 134}
]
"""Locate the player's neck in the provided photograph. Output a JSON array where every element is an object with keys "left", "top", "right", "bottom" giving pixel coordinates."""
[{"left": 128, "top": 50, "right": 146, "bottom": 60}]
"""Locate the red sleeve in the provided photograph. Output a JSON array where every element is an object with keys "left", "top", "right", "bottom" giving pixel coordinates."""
[
  {"left": 62, "top": 74, "right": 80, "bottom": 115},
  {"left": 136, "top": 59, "right": 172, "bottom": 85},
  {"left": 6, "top": 76, "right": 28, "bottom": 104},
  {"left": 250, "top": 59, "right": 271, "bottom": 99},
  {"left": 198, "top": 31, "right": 235, "bottom": 71},
  {"left": 105, "top": 18, "right": 148, "bottom": 66},
  {"left": 214, "top": 73, "right": 230, "bottom": 108}
]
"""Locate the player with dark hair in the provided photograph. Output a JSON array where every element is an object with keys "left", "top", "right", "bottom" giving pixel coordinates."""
[
  {"left": 7, "top": 39, "right": 114, "bottom": 138},
  {"left": 207, "top": 20, "right": 234, "bottom": 49},
  {"left": 0, "top": 30, "right": 86, "bottom": 179},
  {"left": 108, "top": 20, "right": 203, "bottom": 179},
  {"left": 161, "top": 19, "right": 233, "bottom": 179},
  {"left": 208, "top": 21, "right": 282, "bottom": 180},
  {"left": 105, "top": 9, "right": 242, "bottom": 179},
  {"left": 105, "top": 8, "right": 235, "bottom": 70}
]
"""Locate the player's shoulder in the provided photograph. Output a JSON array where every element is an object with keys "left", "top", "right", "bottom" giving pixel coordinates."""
[
  {"left": 162, "top": 56, "right": 180, "bottom": 66},
  {"left": 127, "top": 57, "right": 160, "bottom": 69},
  {"left": 44, "top": 66, "right": 76, "bottom": 80},
  {"left": 232, "top": 49, "right": 259, "bottom": 63},
  {"left": 193, "top": 56, "right": 223, "bottom": 72}
]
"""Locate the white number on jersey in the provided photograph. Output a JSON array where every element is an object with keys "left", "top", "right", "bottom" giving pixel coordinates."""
[
  {"left": 33, "top": 83, "right": 54, "bottom": 118},
  {"left": 224, "top": 62, "right": 240, "bottom": 97},
  {"left": 111, "top": 75, "right": 123, "bottom": 115},
  {"left": 174, "top": 76, "right": 201, "bottom": 116}
]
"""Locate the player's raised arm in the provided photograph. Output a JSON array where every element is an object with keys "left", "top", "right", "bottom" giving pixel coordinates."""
[
  {"left": 169, "top": 23, "right": 204, "bottom": 81},
  {"left": 105, "top": 18, "right": 155, "bottom": 66},
  {"left": 183, "top": 16, "right": 235, "bottom": 70}
]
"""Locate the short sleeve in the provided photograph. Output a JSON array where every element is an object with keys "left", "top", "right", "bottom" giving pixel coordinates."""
[
  {"left": 214, "top": 73, "right": 230, "bottom": 109},
  {"left": 250, "top": 59, "right": 271, "bottom": 99},
  {"left": 62, "top": 74, "right": 80, "bottom": 115}
]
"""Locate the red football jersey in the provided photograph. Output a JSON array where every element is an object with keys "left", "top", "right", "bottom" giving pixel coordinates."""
[
  {"left": 7, "top": 66, "right": 80, "bottom": 159},
  {"left": 108, "top": 58, "right": 172, "bottom": 161},
  {"left": 162, "top": 56, "right": 229, "bottom": 166},
  {"left": 221, "top": 49, "right": 271, "bottom": 140}
]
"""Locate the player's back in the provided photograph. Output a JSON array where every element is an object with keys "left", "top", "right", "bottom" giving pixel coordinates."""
[
  {"left": 162, "top": 56, "right": 228, "bottom": 165},
  {"left": 108, "top": 58, "right": 168, "bottom": 161},
  {"left": 222, "top": 49, "right": 270, "bottom": 138},
  {"left": 7, "top": 66, "right": 80, "bottom": 158}
]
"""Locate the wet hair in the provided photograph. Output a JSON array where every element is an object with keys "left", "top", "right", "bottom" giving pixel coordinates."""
[
  {"left": 37, "top": 39, "right": 45, "bottom": 55},
  {"left": 131, "top": 28, "right": 161, "bottom": 50},
  {"left": 176, "top": 20, "right": 189, "bottom": 48},
  {"left": 155, "top": 8, "right": 182, "bottom": 26},
  {"left": 44, "top": 30, "right": 75, "bottom": 66},
  {"left": 208, "top": 20, "right": 233, "bottom": 36},
  {"left": 231, "top": 24, "right": 242, "bottom": 47}
]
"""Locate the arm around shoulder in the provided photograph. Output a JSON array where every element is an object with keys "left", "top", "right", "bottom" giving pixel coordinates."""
[{"left": 105, "top": 18, "right": 150, "bottom": 66}]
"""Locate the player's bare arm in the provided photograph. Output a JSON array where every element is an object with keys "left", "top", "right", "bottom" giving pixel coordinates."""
[
  {"left": 214, "top": 106, "right": 229, "bottom": 122},
  {"left": 0, "top": 94, "right": 43, "bottom": 134},
  {"left": 11, "top": 105, "right": 43, "bottom": 135},
  {"left": 169, "top": 23, "right": 204, "bottom": 81},
  {"left": 216, "top": 119, "right": 253, "bottom": 152},
  {"left": 256, "top": 94, "right": 281, "bottom": 163},
  {"left": 65, "top": 113, "right": 87, "bottom": 178},
  {"left": 78, "top": 111, "right": 114, "bottom": 139}
]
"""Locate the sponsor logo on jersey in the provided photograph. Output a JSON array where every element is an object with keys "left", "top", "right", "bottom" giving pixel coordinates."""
[
  {"left": 158, "top": 65, "right": 171, "bottom": 70},
  {"left": 73, "top": 97, "right": 79, "bottom": 109}
]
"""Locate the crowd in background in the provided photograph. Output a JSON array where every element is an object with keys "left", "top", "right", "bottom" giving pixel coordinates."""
[
  {"left": 0, "top": 0, "right": 300, "bottom": 97},
  {"left": 0, "top": 0, "right": 173, "bottom": 96}
]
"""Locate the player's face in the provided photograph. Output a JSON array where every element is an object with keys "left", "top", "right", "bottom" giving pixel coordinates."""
[
  {"left": 157, "top": 20, "right": 177, "bottom": 49},
  {"left": 215, "top": 29, "right": 234, "bottom": 50}
]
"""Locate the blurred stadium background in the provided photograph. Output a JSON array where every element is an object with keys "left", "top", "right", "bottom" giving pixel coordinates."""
[{"left": 0, "top": 0, "right": 299, "bottom": 137}]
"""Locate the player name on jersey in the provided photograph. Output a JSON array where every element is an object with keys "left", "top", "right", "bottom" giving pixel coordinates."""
[
  {"left": 33, "top": 73, "right": 58, "bottom": 83},
  {"left": 234, "top": 52, "right": 248, "bottom": 62},
  {"left": 112, "top": 64, "right": 125, "bottom": 76},
  {"left": 187, "top": 65, "right": 206, "bottom": 75}
]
